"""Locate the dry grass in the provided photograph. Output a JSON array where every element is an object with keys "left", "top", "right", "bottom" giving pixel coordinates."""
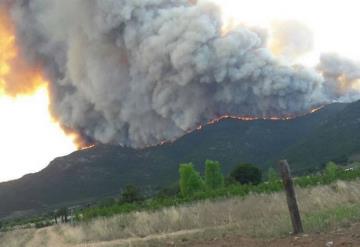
[
  {"left": 2, "top": 180, "right": 360, "bottom": 246},
  {"left": 59, "top": 180, "right": 360, "bottom": 244},
  {"left": 0, "top": 229, "right": 35, "bottom": 247}
]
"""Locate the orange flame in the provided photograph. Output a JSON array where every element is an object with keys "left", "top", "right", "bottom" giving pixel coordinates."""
[
  {"left": 0, "top": 8, "right": 45, "bottom": 96},
  {"left": 193, "top": 106, "right": 324, "bottom": 132},
  {"left": 144, "top": 106, "right": 325, "bottom": 149},
  {"left": 0, "top": 7, "right": 80, "bottom": 151},
  {"left": 80, "top": 144, "right": 96, "bottom": 151}
]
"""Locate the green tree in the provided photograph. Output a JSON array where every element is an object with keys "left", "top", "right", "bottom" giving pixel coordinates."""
[
  {"left": 121, "top": 185, "right": 141, "bottom": 203},
  {"left": 179, "top": 163, "right": 204, "bottom": 197},
  {"left": 230, "top": 163, "right": 262, "bottom": 185},
  {"left": 205, "top": 160, "right": 224, "bottom": 190}
]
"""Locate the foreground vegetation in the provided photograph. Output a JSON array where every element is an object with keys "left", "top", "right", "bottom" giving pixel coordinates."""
[
  {"left": 2, "top": 179, "right": 360, "bottom": 246},
  {"left": 1, "top": 161, "right": 360, "bottom": 232},
  {"left": 77, "top": 161, "right": 360, "bottom": 221}
]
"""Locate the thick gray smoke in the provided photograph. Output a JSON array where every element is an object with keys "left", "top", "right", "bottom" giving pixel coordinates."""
[
  {"left": 4, "top": 0, "right": 360, "bottom": 147},
  {"left": 319, "top": 53, "right": 360, "bottom": 101}
]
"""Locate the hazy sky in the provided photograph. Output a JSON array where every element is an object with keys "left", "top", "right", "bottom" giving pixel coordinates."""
[{"left": 214, "top": 0, "right": 360, "bottom": 63}]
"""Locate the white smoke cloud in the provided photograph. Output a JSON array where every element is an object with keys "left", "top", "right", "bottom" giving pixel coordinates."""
[
  {"left": 4, "top": 0, "right": 360, "bottom": 147},
  {"left": 270, "top": 20, "right": 314, "bottom": 62},
  {"left": 319, "top": 53, "right": 360, "bottom": 102}
]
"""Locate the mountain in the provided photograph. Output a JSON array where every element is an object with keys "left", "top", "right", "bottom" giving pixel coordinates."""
[
  {"left": 281, "top": 100, "right": 360, "bottom": 170},
  {"left": 0, "top": 102, "right": 357, "bottom": 219}
]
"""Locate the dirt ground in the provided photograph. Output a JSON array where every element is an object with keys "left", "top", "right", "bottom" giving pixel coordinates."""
[
  {"left": 4, "top": 221, "right": 360, "bottom": 247},
  {"left": 176, "top": 223, "right": 360, "bottom": 247}
]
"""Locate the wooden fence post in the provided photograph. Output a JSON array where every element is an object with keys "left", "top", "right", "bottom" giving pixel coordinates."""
[{"left": 278, "top": 160, "right": 304, "bottom": 234}]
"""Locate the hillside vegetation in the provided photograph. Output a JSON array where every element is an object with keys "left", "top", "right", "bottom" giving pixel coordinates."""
[{"left": 282, "top": 100, "right": 360, "bottom": 170}]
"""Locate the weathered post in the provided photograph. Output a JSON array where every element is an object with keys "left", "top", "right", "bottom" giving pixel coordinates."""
[{"left": 278, "top": 160, "right": 304, "bottom": 234}]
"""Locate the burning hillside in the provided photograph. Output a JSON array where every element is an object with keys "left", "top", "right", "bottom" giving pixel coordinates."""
[{"left": 1, "top": 0, "right": 360, "bottom": 149}]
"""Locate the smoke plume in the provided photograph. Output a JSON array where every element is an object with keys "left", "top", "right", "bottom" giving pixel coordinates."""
[
  {"left": 2, "top": 0, "right": 360, "bottom": 147},
  {"left": 270, "top": 20, "right": 314, "bottom": 62},
  {"left": 319, "top": 53, "right": 360, "bottom": 101}
]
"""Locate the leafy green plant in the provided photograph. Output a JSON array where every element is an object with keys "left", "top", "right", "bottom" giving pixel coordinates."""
[
  {"left": 179, "top": 163, "right": 204, "bottom": 197},
  {"left": 323, "top": 161, "right": 339, "bottom": 183},
  {"left": 157, "top": 182, "right": 180, "bottom": 198},
  {"left": 205, "top": 160, "right": 224, "bottom": 190},
  {"left": 121, "top": 185, "right": 141, "bottom": 203}
]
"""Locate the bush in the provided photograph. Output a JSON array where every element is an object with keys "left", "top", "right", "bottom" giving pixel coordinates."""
[
  {"left": 323, "top": 161, "right": 340, "bottom": 183},
  {"left": 230, "top": 163, "right": 262, "bottom": 185},
  {"left": 121, "top": 185, "right": 141, "bottom": 203},
  {"left": 157, "top": 182, "right": 180, "bottom": 198},
  {"left": 98, "top": 198, "right": 116, "bottom": 207},
  {"left": 205, "top": 160, "right": 224, "bottom": 190},
  {"left": 35, "top": 221, "right": 52, "bottom": 229},
  {"left": 179, "top": 163, "right": 204, "bottom": 197},
  {"left": 267, "top": 168, "right": 280, "bottom": 183}
]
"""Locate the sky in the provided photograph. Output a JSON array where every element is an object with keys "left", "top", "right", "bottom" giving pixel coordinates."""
[
  {"left": 0, "top": 87, "right": 77, "bottom": 182},
  {"left": 1, "top": 0, "right": 360, "bottom": 182},
  {"left": 213, "top": 0, "right": 360, "bottom": 63}
]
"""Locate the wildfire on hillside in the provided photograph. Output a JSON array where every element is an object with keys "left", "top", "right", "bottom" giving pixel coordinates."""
[
  {"left": 0, "top": 2, "right": 329, "bottom": 153},
  {"left": 80, "top": 144, "right": 96, "bottom": 151},
  {"left": 195, "top": 105, "right": 325, "bottom": 131},
  {"left": 146, "top": 105, "right": 325, "bottom": 149}
]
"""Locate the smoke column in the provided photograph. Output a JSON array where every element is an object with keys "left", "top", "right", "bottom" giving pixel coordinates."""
[{"left": 2, "top": 0, "right": 360, "bottom": 147}]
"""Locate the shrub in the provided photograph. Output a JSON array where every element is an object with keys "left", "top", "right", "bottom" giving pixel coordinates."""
[
  {"left": 157, "top": 182, "right": 180, "bottom": 198},
  {"left": 121, "top": 185, "right": 141, "bottom": 203},
  {"left": 323, "top": 162, "right": 340, "bottom": 183},
  {"left": 205, "top": 160, "right": 224, "bottom": 190},
  {"left": 35, "top": 221, "right": 52, "bottom": 229},
  {"left": 267, "top": 168, "right": 280, "bottom": 183},
  {"left": 230, "top": 163, "right": 262, "bottom": 185},
  {"left": 179, "top": 163, "right": 204, "bottom": 197},
  {"left": 98, "top": 198, "right": 117, "bottom": 207}
]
